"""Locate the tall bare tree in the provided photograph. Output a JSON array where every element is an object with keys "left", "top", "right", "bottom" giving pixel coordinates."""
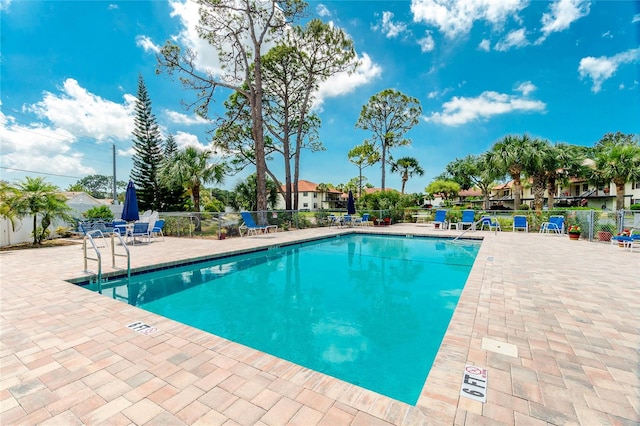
[
  {"left": 355, "top": 89, "right": 422, "bottom": 190},
  {"left": 157, "top": 0, "right": 306, "bottom": 213},
  {"left": 348, "top": 142, "right": 380, "bottom": 197}
]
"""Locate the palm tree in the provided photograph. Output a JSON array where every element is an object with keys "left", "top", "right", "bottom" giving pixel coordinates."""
[
  {"left": 544, "top": 143, "right": 586, "bottom": 209},
  {"left": 444, "top": 154, "right": 498, "bottom": 209},
  {"left": 390, "top": 157, "right": 424, "bottom": 194},
  {"left": 10, "top": 177, "right": 73, "bottom": 244},
  {"left": 160, "top": 147, "right": 226, "bottom": 213},
  {"left": 230, "top": 174, "right": 280, "bottom": 212},
  {"left": 522, "top": 138, "right": 554, "bottom": 211},
  {"left": 487, "top": 134, "right": 532, "bottom": 210},
  {"left": 0, "top": 181, "right": 19, "bottom": 232},
  {"left": 592, "top": 132, "right": 640, "bottom": 210},
  {"left": 315, "top": 182, "right": 330, "bottom": 209}
]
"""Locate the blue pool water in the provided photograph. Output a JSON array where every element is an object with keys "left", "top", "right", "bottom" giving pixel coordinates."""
[{"left": 86, "top": 234, "right": 480, "bottom": 404}]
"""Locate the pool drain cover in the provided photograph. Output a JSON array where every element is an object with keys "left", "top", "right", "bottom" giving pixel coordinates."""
[{"left": 481, "top": 338, "right": 518, "bottom": 358}]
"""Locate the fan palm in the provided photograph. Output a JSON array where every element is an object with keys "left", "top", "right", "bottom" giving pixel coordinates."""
[
  {"left": 391, "top": 157, "right": 424, "bottom": 194},
  {"left": 592, "top": 132, "right": 640, "bottom": 210},
  {"left": 160, "top": 147, "right": 225, "bottom": 213},
  {"left": 10, "top": 177, "right": 73, "bottom": 244},
  {"left": 487, "top": 134, "right": 532, "bottom": 209}
]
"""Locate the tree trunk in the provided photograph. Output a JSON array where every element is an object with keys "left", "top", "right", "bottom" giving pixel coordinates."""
[
  {"left": 32, "top": 214, "right": 37, "bottom": 245},
  {"left": 193, "top": 184, "right": 202, "bottom": 232},
  {"left": 547, "top": 177, "right": 556, "bottom": 210},
  {"left": 381, "top": 140, "right": 387, "bottom": 190},
  {"left": 532, "top": 175, "right": 545, "bottom": 211},
  {"left": 513, "top": 174, "right": 522, "bottom": 210},
  {"left": 252, "top": 52, "right": 267, "bottom": 213},
  {"left": 615, "top": 181, "right": 625, "bottom": 210}
]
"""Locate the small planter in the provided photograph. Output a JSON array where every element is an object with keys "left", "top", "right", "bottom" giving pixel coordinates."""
[
  {"left": 597, "top": 231, "right": 612, "bottom": 241},
  {"left": 569, "top": 233, "right": 581, "bottom": 240}
]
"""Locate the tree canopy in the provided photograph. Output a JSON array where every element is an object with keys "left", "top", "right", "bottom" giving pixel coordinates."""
[{"left": 355, "top": 89, "right": 422, "bottom": 190}]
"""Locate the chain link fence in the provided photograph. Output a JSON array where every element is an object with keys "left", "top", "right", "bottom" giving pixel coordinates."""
[{"left": 154, "top": 209, "right": 640, "bottom": 242}]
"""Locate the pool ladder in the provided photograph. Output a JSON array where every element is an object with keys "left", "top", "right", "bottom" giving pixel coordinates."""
[
  {"left": 83, "top": 231, "right": 131, "bottom": 294},
  {"left": 451, "top": 217, "right": 498, "bottom": 242}
]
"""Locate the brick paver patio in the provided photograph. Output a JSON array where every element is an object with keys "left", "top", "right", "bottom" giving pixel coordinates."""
[{"left": 1, "top": 225, "right": 638, "bottom": 425}]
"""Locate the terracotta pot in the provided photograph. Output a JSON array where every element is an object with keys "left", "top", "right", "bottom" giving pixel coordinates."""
[
  {"left": 569, "top": 233, "right": 580, "bottom": 240},
  {"left": 597, "top": 231, "right": 612, "bottom": 241}
]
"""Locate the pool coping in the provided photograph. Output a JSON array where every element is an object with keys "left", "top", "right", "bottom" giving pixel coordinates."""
[{"left": 1, "top": 225, "right": 638, "bottom": 425}]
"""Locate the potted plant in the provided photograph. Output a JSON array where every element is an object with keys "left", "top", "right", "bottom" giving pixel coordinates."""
[
  {"left": 615, "top": 229, "right": 631, "bottom": 247},
  {"left": 219, "top": 228, "right": 227, "bottom": 240},
  {"left": 568, "top": 225, "right": 581, "bottom": 240}
]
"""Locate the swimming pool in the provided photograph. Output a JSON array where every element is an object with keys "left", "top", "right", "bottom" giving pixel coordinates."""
[{"left": 84, "top": 233, "right": 480, "bottom": 405}]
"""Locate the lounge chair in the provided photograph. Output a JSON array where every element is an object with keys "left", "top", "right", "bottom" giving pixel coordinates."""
[
  {"left": 479, "top": 216, "right": 501, "bottom": 231},
  {"left": 540, "top": 215, "right": 564, "bottom": 234},
  {"left": 128, "top": 222, "right": 151, "bottom": 244},
  {"left": 357, "top": 213, "right": 371, "bottom": 226},
  {"left": 151, "top": 219, "right": 165, "bottom": 241},
  {"left": 433, "top": 209, "right": 447, "bottom": 229},
  {"left": 239, "top": 212, "right": 277, "bottom": 236},
  {"left": 611, "top": 229, "right": 640, "bottom": 252},
  {"left": 460, "top": 209, "right": 476, "bottom": 230},
  {"left": 513, "top": 215, "right": 528, "bottom": 232}
]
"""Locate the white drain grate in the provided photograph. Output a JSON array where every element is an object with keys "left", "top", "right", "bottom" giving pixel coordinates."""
[{"left": 481, "top": 338, "right": 518, "bottom": 358}]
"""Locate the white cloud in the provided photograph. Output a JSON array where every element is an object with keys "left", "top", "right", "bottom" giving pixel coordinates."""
[
  {"left": 578, "top": 47, "right": 640, "bottom": 92},
  {"left": 515, "top": 81, "right": 536, "bottom": 95},
  {"left": 0, "top": 105, "right": 96, "bottom": 177},
  {"left": 108, "top": 4, "right": 118, "bottom": 10},
  {"left": 26, "top": 78, "right": 136, "bottom": 142},
  {"left": 1, "top": 80, "right": 138, "bottom": 179},
  {"left": 174, "top": 131, "right": 209, "bottom": 151},
  {"left": 0, "top": 0, "right": 12, "bottom": 11},
  {"left": 494, "top": 28, "right": 528, "bottom": 51},
  {"left": 314, "top": 53, "right": 382, "bottom": 109},
  {"left": 537, "top": 0, "right": 590, "bottom": 44},
  {"left": 136, "top": 35, "right": 161, "bottom": 53},
  {"left": 478, "top": 39, "right": 491, "bottom": 51},
  {"left": 601, "top": 30, "right": 612, "bottom": 39},
  {"left": 316, "top": 4, "right": 330, "bottom": 17},
  {"left": 410, "top": 0, "right": 528, "bottom": 38},
  {"left": 164, "top": 110, "right": 209, "bottom": 125},
  {"left": 374, "top": 11, "right": 408, "bottom": 38},
  {"left": 165, "top": 1, "right": 380, "bottom": 111},
  {"left": 424, "top": 90, "right": 546, "bottom": 126},
  {"left": 633, "top": 14, "right": 640, "bottom": 23},
  {"left": 418, "top": 31, "right": 435, "bottom": 52},
  {"left": 427, "top": 87, "right": 453, "bottom": 99},
  {"left": 167, "top": 0, "right": 230, "bottom": 77}
]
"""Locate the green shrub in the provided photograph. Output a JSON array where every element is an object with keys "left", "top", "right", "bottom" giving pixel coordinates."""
[
  {"left": 630, "top": 203, "right": 640, "bottom": 211},
  {"left": 84, "top": 205, "right": 114, "bottom": 220}
]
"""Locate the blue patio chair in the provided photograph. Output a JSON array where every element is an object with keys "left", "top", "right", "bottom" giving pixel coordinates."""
[
  {"left": 540, "top": 215, "right": 564, "bottom": 234},
  {"left": 239, "top": 212, "right": 277, "bottom": 236},
  {"left": 128, "top": 222, "right": 151, "bottom": 244},
  {"left": 358, "top": 213, "right": 371, "bottom": 226},
  {"left": 433, "top": 209, "right": 447, "bottom": 229},
  {"left": 112, "top": 220, "right": 127, "bottom": 236},
  {"left": 479, "top": 216, "right": 501, "bottom": 231},
  {"left": 611, "top": 229, "right": 640, "bottom": 252},
  {"left": 151, "top": 219, "right": 165, "bottom": 241},
  {"left": 460, "top": 209, "right": 476, "bottom": 230},
  {"left": 513, "top": 215, "right": 528, "bottom": 232}
]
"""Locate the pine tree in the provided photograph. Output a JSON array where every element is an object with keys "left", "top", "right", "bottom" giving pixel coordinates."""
[
  {"left": 130, "top": 74, "right": 164, "bottom": 211},
  {"left": 158, "top": 134, "right": 186, "bottom": 211}
]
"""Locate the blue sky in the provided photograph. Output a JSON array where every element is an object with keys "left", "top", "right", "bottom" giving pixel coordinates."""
[{"left": 1, "top": 0, "right": 639, "bottom": 195}]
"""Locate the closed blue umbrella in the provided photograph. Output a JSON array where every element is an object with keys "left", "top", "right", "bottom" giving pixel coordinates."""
[
  {"left": 121, "top": 181, "right": 139, "bottom": 222},
  {"left": 347, "top": 190, "right": 356, "bottom": 215}
]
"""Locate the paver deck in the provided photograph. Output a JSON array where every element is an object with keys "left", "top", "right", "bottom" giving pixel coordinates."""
[{"left": 1, "top": 225, "right": 638, "bottom": 425}]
